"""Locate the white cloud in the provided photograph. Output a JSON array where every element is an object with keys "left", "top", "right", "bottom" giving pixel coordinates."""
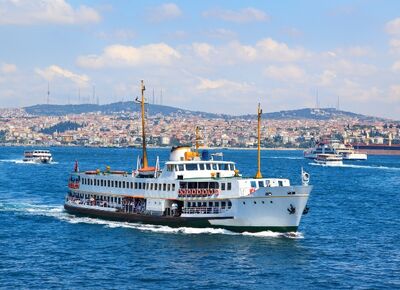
[
  {"left": 192, "top": 43, "right": 216, "bottom": 60},
  {"left": 388, "top": 85, "right": 400, "bottom": 102},
  {"left": 36, "top": 65, "right": 89, "bottom": 87},
  {"left": 0, "top": 0, "right": 100, "bottom": 25},
  {"left": 319, "top": 70, "right": 337, "bottom": 86},
  {"left": 196, "top": 78, "right": 250, "bottom": 91},
  {"left": 147, "top": 3, "right": 182, "bottom": 23},
  {"left": 1, "top": 63, "right": 17, "bottom": 73},
  {"left": 263, "top": 65, "right": 306, "bottom": 81},
  {"left": 389, "top": 38, "right": 400, "bottom": 53},
  {"left": 255, "top": 38, "right": 308, "bottom": 62},
  {"left": 95, "top": 29, "right": 135, "bottom": 41},
  {"left": 392, "top": 61, "right": 400, "bottom": 72},
  {"left": 385, "top": 17, "right": 400, "bottom": 35},
  {"left": 203, "top": 7, "right": 268, "bottom": 23},
  {"left": 76, "top": 43, "right": 181, "bottom": 69}
]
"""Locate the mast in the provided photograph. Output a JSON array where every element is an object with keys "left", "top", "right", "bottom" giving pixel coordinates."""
[
  {"left": 140, "top": 80, "right": 148, "bottom": 168},
  {"left": 255, "top": 103, "right": 263, "bottom": 179}
]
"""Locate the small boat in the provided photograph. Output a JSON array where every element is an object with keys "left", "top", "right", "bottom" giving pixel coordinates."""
[
  {"left": 304, "top": 142, "right": 336, "bottom": 159},
  {"left": 314, "top": 154, "right": 343, "bottom": 166},
  {"left": 23, "top": 150, "right": 52, "bottom": 163},
  {"left": 330, "top": 142, "right": 367, "bottom": 160}
]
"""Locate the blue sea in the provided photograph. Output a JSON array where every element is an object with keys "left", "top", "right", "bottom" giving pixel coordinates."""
[{"left": 0, "top": 147, "right": 399, "bottom": 289}]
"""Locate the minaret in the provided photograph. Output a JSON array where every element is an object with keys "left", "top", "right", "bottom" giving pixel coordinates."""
[{"left": 255, "top": 103, "right": 263, "bottom": 179}]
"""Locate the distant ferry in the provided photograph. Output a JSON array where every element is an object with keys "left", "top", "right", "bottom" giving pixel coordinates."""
[
  {"left": 23, "top": 150, "right": 52, "bottom": 163},
  {"left": 352, "top": 143, "right": 400, "bottom": 155},
  {"left": 64, "top": 81, "right": 312, "bottom": 233},
  {"left": 305, "top": 141, "right": 367, "bottom": 160},
  {"left": 314, "top": 154, "right": 343, "bottom": 166}
]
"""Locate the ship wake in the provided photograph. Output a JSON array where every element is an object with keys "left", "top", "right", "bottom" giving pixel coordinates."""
[
  {"left": 0, "top": 201, "right": 302, "bottom": 239},
  {"left": 309, "top": 163, "right": 400, "bottom": 171}
]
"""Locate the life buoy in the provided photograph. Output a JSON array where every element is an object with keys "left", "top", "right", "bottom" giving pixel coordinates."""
[{"left": 249, "top": 188, "right": 256, "bottom": 195}]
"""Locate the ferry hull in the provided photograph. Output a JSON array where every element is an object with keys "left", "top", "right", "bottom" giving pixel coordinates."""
[{"left": 64, "top": 204, "right": 298, "bottom": 233}]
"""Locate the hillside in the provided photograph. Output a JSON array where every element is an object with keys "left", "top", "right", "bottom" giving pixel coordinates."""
[{"left": 24, "top": 102, "right": 392, "bottom": 122}]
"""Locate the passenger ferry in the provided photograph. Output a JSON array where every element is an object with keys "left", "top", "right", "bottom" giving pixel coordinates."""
[
  {"left": 314, "top": 154, "right": 343, "bottom": 166},
  {"left": 64, "top": 81, "right": 312, "bottom": 233},
  {"left": 23, "top": 150, "right": 52, "bottom": 163},
  {"left": 305, "top": 141, "right": 367, "bottom": 160}
]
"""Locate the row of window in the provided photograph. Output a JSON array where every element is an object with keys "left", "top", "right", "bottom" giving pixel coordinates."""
[
  {"left": 167, "top": 163, "right": 235, "bottom": 172},
  {"left": 186, "top": 201, "right": 232, "bottom": 208},
  {"left": 81, "top": 178, "right": 176, "bottom": 192},
  {"left": 250, "top": 180, "right": 282, "bottom": 188},
  {"left": 179, "top": 181, "right": 232, "bottom": 190},
  {"left": 71, "top": 192, "right": 122, "bottom": 204}
]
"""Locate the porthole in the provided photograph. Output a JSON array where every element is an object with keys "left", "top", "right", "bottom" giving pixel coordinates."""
[
  {"left": 243, "top": 202, "right": 246, "bottom": 205},
  {"left": 262, "top": 201, "right": 265, "bottom": 204},
  {"left": 270, "top": 201, "right": 273, "bottom": 204},
  {"left": 254, "top": 201, "right": 257, "bottom": 204}
]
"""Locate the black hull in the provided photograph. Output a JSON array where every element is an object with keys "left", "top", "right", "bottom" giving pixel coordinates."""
[{"left": 64, "top": 204, "right": 297, "bottom": 233}]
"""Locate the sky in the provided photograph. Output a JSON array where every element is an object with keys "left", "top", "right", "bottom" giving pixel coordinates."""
[{"left": 0, "top": 0, "right": 400, "bottom": 119}]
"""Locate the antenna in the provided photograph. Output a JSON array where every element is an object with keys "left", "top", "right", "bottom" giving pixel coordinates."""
[
  {"left": 47, "top": 82, "right": 50, "bottom": 105},
  {"left": 92, "top": 86, "right": 96, "bottom": 104},
  {"left": 255, "top": 103, "right": 263, "bottom": 179},
  {"left": 336, "top": 96, "right": 340, "bottom": 111}
]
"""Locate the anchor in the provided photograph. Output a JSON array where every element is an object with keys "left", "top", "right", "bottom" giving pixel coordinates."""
[{"left": 287, "top": 204, "right": 296, "bottom": 215}]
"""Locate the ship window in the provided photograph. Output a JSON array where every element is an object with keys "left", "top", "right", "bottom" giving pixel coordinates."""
[
  {"left": 251, "top": 181, "right": 257, "bottom": 188},
  {"left": 227, "top": 183, "right": 232, "bottom": 190},
  {"left": 212, "top": 163, "right": 218, "bottom": 170},
  {"left": 228, "top": 201, "right": 232, "bottom": 208},
  {"left": 188, "top": 182, "right": 196, "bottom": 189},
  {"left": 222, "top": 164, "right": 229, "bottom": 170},
  {"left": 167, "top": 184, "right": 171, "bottom": 191},
  {"left": 209, "top": 202, "right": 213, "bottom": 207},
  {"left": 206, "top": 163, "right": 211, "bottom": 170},
  {"left": 150, "top": 183, "right": 153, "bottom": 190},
  {"left": 134, "top": 182, "right": 138, "bottom": 189},
  {"left": 180, "top": 182, "right": 187, "bottom": 189},
  {"left": 154, "top": 184, "right": 158, "bottom": 190},
  {"left": 278, "top": 181, "right": 283, "bottom": 186},
  {"left": 178, "top": 164, "right": 184, "bottom": 171},
  {"left": 108, "top": 180, "right": 110, "bottom": 187},
  {"left": 163, "top": 184, "right": 166, "bottom": 191},
  {"left": 186, "top": 164, "right": 198, "bottom": 171},
  {"left": 209, "top": 182, "right": 219, "bottom": 189},
  {"left": 215, "top": 202, "right": 219, "bottom": 207},
  {"left": 198, "top": 182, "right": 208, "bottom": 189},
  {"left": 167, "top": 164, "right": 174, "bottom": 171},
  {"left": 199, "top": 163, "right": 205, "bottom": 170},
  {"left": 202, "top": 202, "right": 206, "bottom": 207},
  {"left": 100, "top": 180, "right": 103, "bottom": 186},
  {"left": 118, "top": 181, "right": 121, "bottom": 188},
  {"left": 197, "top": 202, "right": 201, "bottom": 207},
  {"left": 221, "top": 201, "right": 226, "bottom": 208},
  {"left": 258, "top": 181, "right": 265, "bottom": 187},
  {"left": 172, "top": 184, "right": 175, "bottom": 191},
  {"left": 228, "top": 164, "right": 233, "bottom": 170},
  {"left": 221, "top": 183, "right": 226, "bottom": 190},
  {"left": 130, "top": 182, "right": 133, "bottom": 189}
]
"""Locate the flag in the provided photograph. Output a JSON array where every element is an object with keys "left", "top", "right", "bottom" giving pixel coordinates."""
[{"left": 74, "top": 160, "right": 79, "bottom": 172}]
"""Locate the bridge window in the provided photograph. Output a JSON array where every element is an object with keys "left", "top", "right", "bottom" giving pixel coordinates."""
[
  {"left": 186, "top": 164, "right": 198, "bottom": 171},
  {"left": 172, "top": 184, "right": 176, "bottom": 191},
  {"left": 258, "top": 181, "right": 265, "bottom": 187},
  {"left": 227, "top": 183, "right": 232, "bottom": 190},
  {"left": 251, "top": 181, "right": 257, "bottom": 188},
  {"left": 199, "top": 164, "right": 205, "bottom": 170},
  {"left": 167, "top": 164, "right": 174, "bottom": 171},
  {"left": 206, "top": 163, "right": 211, "bottom": 170},
  {"left": 178, "top": 164, "right": 184, "bottom": 171},
  {"left": 221, "top": 164, "right": 229, "bottom": 170},
  {"left": 212, "top": 163, "right": 218, "bottom": 170},
  {"left": 278, "top": 181, "right": 283, "bottom": 186}
]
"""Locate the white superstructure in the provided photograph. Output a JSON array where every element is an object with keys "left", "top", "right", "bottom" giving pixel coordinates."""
[{"left": 23, "top": 150, "right": 52, "bottom": 163}]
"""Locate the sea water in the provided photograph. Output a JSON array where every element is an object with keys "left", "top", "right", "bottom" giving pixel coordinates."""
[{"left": 0, "top": 147, "right": 399, "bottom": 289}]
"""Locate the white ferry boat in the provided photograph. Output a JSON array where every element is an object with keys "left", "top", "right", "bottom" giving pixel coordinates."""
[
  {"left": 305, "top": 141, "right": 367, "bottom": 160},
  {"left": 330, "top": 142, "right": 367, "bottom": 160},
  {"left": 64, "top": 81, "right": 312, "bottom": 233},
  {"left": 304, "top": 142, "right": 336, "bottom": 159},
  {"left": 23, "top": 150, "right": 52, "bottom": 163},
  {"left": 314, "top": 154, "right": 343, "bottom": 166}
]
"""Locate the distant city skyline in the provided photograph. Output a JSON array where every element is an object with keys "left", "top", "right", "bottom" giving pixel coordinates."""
[{"left": 1, "top": 0, "right": 400, "bottom": 119}]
